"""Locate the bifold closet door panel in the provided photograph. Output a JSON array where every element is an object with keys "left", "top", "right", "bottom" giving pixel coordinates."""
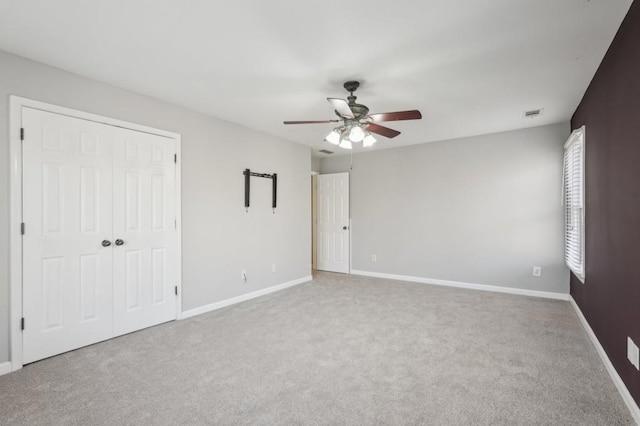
[
  {"left": 22, "top": 108, "right": 115, "bottom": 364},
  {"left": 112, "top": 127, "right": 178, "bottom": 336}
]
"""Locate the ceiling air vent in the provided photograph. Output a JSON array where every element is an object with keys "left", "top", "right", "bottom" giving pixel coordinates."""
[
  {"left": 318, "top": 149, "right": 334, "bottom": 154},
  {"left": 524, "top": 108, "right": 543, "bottom": 118}
]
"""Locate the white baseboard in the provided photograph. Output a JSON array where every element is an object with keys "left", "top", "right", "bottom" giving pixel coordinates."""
[
  {"left": 0, "top": 361, "right": 12, "bottom": 376},
  {"left": 350, "top": 270, "right": 569, "bottom": 301},
  {"left": 181, "top": 275, "right": 313, "bottom": 320},
  {"left": 569, "top": 297, "right": 640, "bottom": 424}
]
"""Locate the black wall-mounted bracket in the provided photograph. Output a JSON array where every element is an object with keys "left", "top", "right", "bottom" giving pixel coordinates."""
[{"left": 244, "top": 169, "right": 277, "bottom": 213}]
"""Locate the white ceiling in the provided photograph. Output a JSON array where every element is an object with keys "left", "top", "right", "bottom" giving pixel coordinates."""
[{"left": 0, "top": 0, "right": 633, "bottom": 156}]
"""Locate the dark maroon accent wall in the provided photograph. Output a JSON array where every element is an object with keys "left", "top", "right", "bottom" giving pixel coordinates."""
[{"left": 571, "top": 0, "right": 640, "bottom": 406}]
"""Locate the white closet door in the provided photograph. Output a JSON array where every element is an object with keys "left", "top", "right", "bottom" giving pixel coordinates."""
[
  {"left": 112, "top": 127, "right": 178, "bottom": 336},
  {"left": 22, "top": 108, "right": 114, "bottom": 364},
  {"left": 317, "top": 173, "right": 350, "bottom": 273}
]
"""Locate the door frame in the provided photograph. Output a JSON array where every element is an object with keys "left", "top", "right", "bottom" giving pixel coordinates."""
[
  {"left": 8, "top": 96, "right": 183, "bottom": 371},
  {"left": 311, "top": 172, "right": 318, "bottom": 270}
]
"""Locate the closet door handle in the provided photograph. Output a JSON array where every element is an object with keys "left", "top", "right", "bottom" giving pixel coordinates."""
[
  {"left": 101, "top": 240, "right": 112, "bottom": 247},
  {"left": 115, "top": 239, "right": 124, "bottom": 246}
]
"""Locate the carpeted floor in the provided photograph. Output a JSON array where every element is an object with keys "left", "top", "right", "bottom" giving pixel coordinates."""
[{"left": 0, "top": 272, "right": 634, "bottom": 425}]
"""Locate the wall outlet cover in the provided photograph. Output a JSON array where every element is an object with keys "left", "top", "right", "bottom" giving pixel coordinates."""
[
  {"left": 371, "top": 255, "right": 377, "bottom": 262},
  {"left": 532, "top": 266, "right": 541, "bottom": 277}
]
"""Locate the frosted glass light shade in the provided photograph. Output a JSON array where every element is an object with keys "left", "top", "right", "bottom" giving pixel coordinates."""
[
  {"left": 325, "top": 129, "right": 340, "bottom": 145},
  {"left": 339, "top": 138, "right": 352, "bottom": 149},
  {"left": 348, "top": 126, "right": 365, "bottom": 142},
  {"left": 363, "top": 134, "right": 377, "bottom": 147}
]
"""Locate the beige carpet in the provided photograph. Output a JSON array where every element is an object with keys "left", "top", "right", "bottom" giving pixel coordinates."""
[{"left": 0, "top": 272, "right": 634, "bottom": 425}]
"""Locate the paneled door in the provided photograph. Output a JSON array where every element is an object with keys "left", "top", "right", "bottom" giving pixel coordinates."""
[
  {"left": 22, "top": 108, "right": 115, "bottom": 363},
  {"left": 112, "top": 127, "right": 178, "bottom": 336},
  {"left": 317, "top": 173, "right": 350, "bottom": 273},
  {"left": 22, "top": 107, "right": 179, "bottom": 364}
]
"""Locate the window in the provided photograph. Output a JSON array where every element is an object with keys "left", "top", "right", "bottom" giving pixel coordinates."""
[{"left": 563, "top": 126, "right": 585, "bottom": 282}]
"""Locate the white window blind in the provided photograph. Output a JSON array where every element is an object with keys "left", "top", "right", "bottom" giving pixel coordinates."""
[{"left": 563, "top": 126, "right": 585, "bottom": 282}]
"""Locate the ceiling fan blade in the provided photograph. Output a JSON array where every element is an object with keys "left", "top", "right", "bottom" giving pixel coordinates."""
[
  {"left": 327, "top": 98, "right": 355, "bottom": 118},
  {"left": 366, "top": 123, "right": 401, "bottom": 138},
  {"left": 368, "top": 110, "right": 422, "bottom": 122},
  {"left": 283, "top": 120, "right": 340, "bottom": 125}
]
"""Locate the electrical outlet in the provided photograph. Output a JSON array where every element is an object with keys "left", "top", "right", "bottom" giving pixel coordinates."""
[
  {"left": 628, "top": 337, "right": 640, "bottom": 370},
  {"left": 532, "top": 266, "right": 541, "bottom": 277},
  {"left": 371, "top": 255, "right": 377, "bottom": 262},
  {"left": 272, "top": 263, "right": 277, "bottom": 273},
  {"left": 241, "top": 270, "right": 247, "bottom": 282}
]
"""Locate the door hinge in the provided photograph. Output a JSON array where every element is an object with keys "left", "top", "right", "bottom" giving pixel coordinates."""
[
  {"left": 21, "top": 317, "right": 25, "bottom": 330},
  {"left": 20, "top": 223, "right": 25, "bottom": 235},
  {"left": 174, "top": 154, "right": 177, "bottom": 163},
  {"left": 20, "top": 128, "right": 24, "bottom": 141},
  {"left": 174, "top": 286, "right": 178, "bottom": 296}
]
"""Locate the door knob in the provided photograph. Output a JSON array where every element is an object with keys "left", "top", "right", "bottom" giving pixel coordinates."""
[
  {"left": 101, "top": 240, "right": 111, "bottom": 247},
  {"left": 115, "top": 239, "right": 124, "bottom": 246},
  {"left": 343, "top": 226, "right": 348, "bottom": 230}
]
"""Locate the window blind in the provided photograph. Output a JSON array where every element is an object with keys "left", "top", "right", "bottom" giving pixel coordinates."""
[{"left": 563, "top": 127, "right": 585, "bottom": 282}]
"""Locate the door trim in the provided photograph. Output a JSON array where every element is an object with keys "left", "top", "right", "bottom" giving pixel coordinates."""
[
  {"left": 311, "top": 174, "right": 317, "bottom": 270},
  {"left": 9, "top": 96, "right": 183, "bottom": 371}
]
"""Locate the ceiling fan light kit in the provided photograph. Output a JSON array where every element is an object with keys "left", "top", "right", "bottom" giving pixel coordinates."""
[
  {"left": 284, "top": 81, "right": 422, "bottom": 150},
  {"left": 325, "top": 125, "right": 377, "bottom": 148}
]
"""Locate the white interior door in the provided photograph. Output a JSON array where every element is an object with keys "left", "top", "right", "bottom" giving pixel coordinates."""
[
  {"left": 112, "top": 127, "right": 178, "bottom": 336},
  {"left": 317, "top": 173, "right": 350, "bottom": 273},
  {"left": 22, "top": 108, "right": 115, "bottom": 363}
]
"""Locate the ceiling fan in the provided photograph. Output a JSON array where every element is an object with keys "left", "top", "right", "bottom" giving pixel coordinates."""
[{"left": 283, "top": 81, "right": 422, "bottom": 149}]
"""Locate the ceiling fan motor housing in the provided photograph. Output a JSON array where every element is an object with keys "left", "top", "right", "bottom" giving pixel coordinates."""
[
  {"left": 335, "top": 104, "right": 369, "bottom": 120},
  {"left": 348, "top": 101, "right": 369, "bottom": 119}
]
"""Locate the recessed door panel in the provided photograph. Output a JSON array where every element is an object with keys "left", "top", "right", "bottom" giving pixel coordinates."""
[
  {"left": 151, "top": 174, "right": 164, "bottom": 230},
  {"left": 152, "top": 248, "right": 166, "bottom": 304},
  {"left": 319, "top": 231, "right": 330, "bottom": 262},
  {"left": 125, "top": 250, "right": 142, "bottom": 311},
  {"left": 42, "top": 163, "right": 63, "bottom": 234},
  {"left": 79, "top": 254, "right": 98, "bottom": 322},
  {"left": 125, "top": 172, "right": 142, "bottom": 231},
  {"left": 43, "top": 126, "right": 63, "bottom": 151},
  {"left": 334, "top": 234, "right": 344, "bottom": 263},
  {"left": 152, "top": 146, "right": 164, "bottom": 164},
  {"left": 80, "top": 168, "right": 99, "bottom": 233},
  {"left": 80, "top": 132, "right": 99, "bottom": 157},
  {"left": 125, "top": 139, "right": 140, "bottom": 162},
  {"left": 41, "top": 257, "right": 64, "bottom": 330}
]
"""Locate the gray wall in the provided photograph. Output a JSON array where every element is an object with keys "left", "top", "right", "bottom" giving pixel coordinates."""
[
  {"left": 0, "top": 51, "right": 311, "bottom": 363},
  {"left": 320, "top": 123, "right": 570, "bottom": 294}
]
